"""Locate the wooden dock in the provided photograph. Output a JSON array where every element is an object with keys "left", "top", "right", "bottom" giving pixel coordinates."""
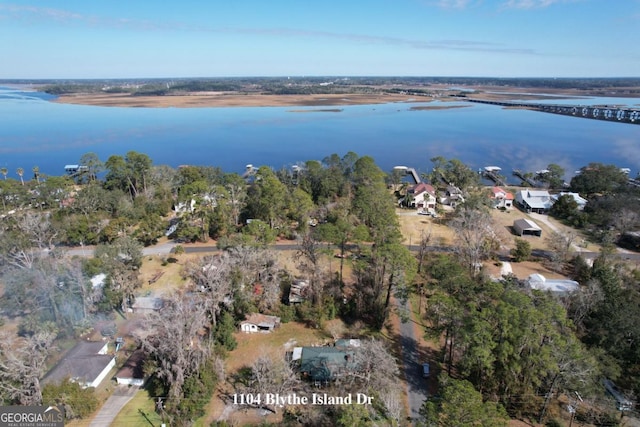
[
  {"left": 512, "top": 169, "right": 540, "bottom": 187},
  {"left": 481, "top": 169, "right": 506, "bottom": 186}
]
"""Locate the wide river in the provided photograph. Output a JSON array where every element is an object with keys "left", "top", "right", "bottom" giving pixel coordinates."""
[{"left": 1, "top": 86, "right": 639, "bottom": 182}]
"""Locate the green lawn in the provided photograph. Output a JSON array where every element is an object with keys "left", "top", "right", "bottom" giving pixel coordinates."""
[{"left": 111, "top": 391, "right": 164, "bottom": 427}]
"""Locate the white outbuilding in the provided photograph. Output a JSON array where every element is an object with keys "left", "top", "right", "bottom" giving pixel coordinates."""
[{"left": 526, "top": 274, "right": 579, "bottom": 294}]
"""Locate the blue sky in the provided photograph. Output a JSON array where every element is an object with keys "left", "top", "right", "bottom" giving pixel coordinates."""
[{"left": 1, "top": 0, "right": 639, "bottom": 78}]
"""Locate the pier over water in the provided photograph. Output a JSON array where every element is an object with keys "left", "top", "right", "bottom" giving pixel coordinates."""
[{"left": 466, "top": 99, "right": 640, "bottom": 125}]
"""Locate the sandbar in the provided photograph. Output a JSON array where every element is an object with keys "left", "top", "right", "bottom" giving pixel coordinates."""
[{"left": 53, "top": 92, "right": 433, "bottom": 108}]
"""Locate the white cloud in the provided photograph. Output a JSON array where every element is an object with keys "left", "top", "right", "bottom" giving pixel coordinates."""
[
  {"left": 434, "top": 0, "right": 475, "bottom": 8},
  {"left": 0, "top": 4, "right": 539, "bottom": 56},
  {"left": 502, "top": 0, "right": 570, "bottom": 9}
]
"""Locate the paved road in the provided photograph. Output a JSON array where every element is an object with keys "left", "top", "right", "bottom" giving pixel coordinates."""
[
  {"left": 65, "top": 243, "right": 176, "bottom": 257},
  {"left": 60, "top": 237, "right": 640, "bottom": 263},
  {"left": 397, "top": 298, "right": 428, "bottom": 425},
  {"left": 89, "top": 385, "right": 140, "bottom": 427}
]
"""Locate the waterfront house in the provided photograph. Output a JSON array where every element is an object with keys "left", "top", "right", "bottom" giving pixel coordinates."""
[
  {"left": 407, "top": 183, "right": 437, "bottom": 211},
  {"left": 515, "top": 190, "right": 553, "bottom": 214},
  {"left": 440, "top": 185, "right": 465, "bottom": 208},
  {"left": 490, "top": 187, "right": 514, "bottom": 209}
]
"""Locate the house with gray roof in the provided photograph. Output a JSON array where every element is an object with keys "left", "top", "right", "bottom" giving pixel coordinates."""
[
  {"left": 515, "top": 190, "right": 553, "bottom": 214},
  {"left": 42, "top": 341, "right": 115, "bottom": 389}
]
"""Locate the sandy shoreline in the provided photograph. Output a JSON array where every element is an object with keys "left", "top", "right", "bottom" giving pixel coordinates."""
[{"left": 53, "top": 92, "right": 434, "bottom": 108}]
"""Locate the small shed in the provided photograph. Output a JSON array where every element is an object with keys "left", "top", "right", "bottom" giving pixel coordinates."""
[
  {"left": 240, "top": 313, "right": 281, "bottom": 333},
  {"left": 115, "top": 349, "right": 146, "bottom": 386},
  {"left": 513, "top": 218, "right": 542, "bottom": 237},
  {"left": 288, "top": 280, "right": 309, "bottom": 304}
]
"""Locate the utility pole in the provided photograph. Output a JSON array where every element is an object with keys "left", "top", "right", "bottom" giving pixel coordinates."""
[
  {"left": 567, "top": 404, "right": 576, "bottom": 427},
  {"left": 568, "top": 391, "right": 583, "bottom": 427}
]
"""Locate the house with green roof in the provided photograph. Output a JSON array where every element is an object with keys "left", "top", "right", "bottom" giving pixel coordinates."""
[{"left": 298, "top": 345, "right": 360, "bottom": 382}]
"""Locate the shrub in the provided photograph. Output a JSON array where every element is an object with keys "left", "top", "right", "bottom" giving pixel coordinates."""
[
  {"left": 42, "top": 380, "right": 99, "bottom": 419},
  {"left": 511, "top": 238, "right": 532, "bottom": 262}
]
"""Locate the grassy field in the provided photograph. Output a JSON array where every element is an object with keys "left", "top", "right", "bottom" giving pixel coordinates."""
[{"left": 109, "top": 391, "right": 164, "bottom": 427}]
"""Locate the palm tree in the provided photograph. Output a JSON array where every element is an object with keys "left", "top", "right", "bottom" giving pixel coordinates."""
[
  {"left": 0, "top": 167, "right": 7, "bottom": 180},
  {"left": 32, "top": 166, "right": 40, "bottom": 183},
  {"left": 16, "top": 167, "right": 24, "bottom": 185}
]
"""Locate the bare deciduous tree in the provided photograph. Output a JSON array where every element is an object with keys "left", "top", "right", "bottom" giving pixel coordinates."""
[
  {"left": 612, "top": 208, "right": 640, "bottom": 235},
  {"left": 15, "top": 211, "right": 58, "bottom": 250},
  {"left": 351, "top": 339, "right": 400, "bottom": 390},
  {"left": 567, "top": 279, "right": 604, "bottom": 332},
  {"left": 136, "top": 293, "right": 213, "bottom": 400},
  {"left": 296, "top": 231, "right": 330, "bottom": 306},
  {"left": 109, "top": 267, "right": 140, "bottom": 313},
  {"left": 378, "top": 387, "right": 403, "bottom": 424},
  {"left": 546, "top": 230, "right": 577, "bottom": 271},
  {"left": 0, "top": 211, "right": 58, "bottom": 270},
  {"left": 0, "top": 331, "right": 56, "bottom": 405},
  {"left": 0, "top": 224, "right": 37, "bottom": 269},
  {"left": 450, "top": 208, "right": 501, "bottom": 275},
  {"left": 225, "top": 179, "right": 247, "bottom": 227},
  {"left": 185, "top": 255, "right": 232, "bottom": 329},
  {"left": 243, "top": 353, "right": 300, "bottom": 414},
  {"left": 417, "top": 227, "right": 433, "bottom": 274},
  {"left": 226, "top": 246, "right": 281, "bottom": 313}
]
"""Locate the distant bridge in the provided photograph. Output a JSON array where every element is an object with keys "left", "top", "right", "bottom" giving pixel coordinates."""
[{"left": 466, "top": 99, "right": 640, "bottom": 125}]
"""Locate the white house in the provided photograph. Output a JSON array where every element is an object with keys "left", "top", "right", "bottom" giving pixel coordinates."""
[
  {"left": 115, "top": 349, "right": 146, "bottom": 386},
  {"left": 407, "top": 183, "right": 437, "bottom": 211},
  {"left": 490, "top": 187, "right": 514, "bottom": 209},
  {"left": 439, "top": 185, "right": 465, "bottom": 208},
  {"left": 42, "top": 341, "right": 116, "bottom": 389},
  {"left": 240, "top": 313, "right": 281, "bottom": 333},
  {"left": 515, "top": 190, "right": 553, "bottom": 214}
]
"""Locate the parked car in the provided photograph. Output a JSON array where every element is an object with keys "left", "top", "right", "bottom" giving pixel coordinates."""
[{"left": 422, "top": 363, "right": 430, "bottom": 378}]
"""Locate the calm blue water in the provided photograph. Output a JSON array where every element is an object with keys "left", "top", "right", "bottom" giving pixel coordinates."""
[{"left": 1, "top": 86, "right": 639, "bottom": 182}]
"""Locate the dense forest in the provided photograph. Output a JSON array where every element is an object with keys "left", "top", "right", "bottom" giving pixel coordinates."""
[{"left": 0, "top": 152, "right": 639, "bottom": 426}]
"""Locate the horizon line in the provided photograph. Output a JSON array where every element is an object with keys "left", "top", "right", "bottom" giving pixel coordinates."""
[{"left": 2, "top": 75, "right": 640, "bottom": 81}]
